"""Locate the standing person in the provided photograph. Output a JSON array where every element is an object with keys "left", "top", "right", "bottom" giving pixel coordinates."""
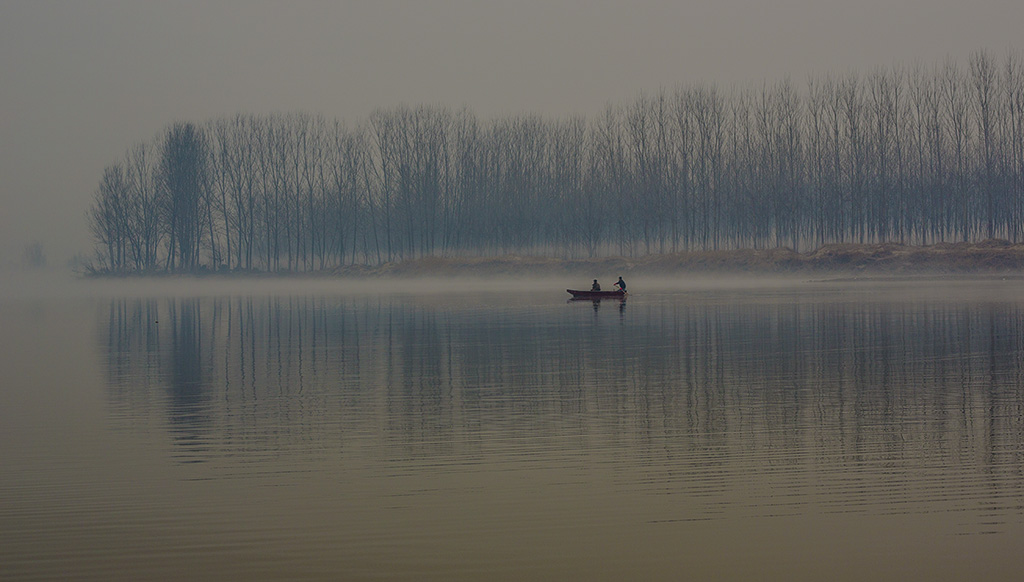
[
  {"left": 614, "top": 276, "right": 626, "bottom": 292},
  {"left": 591, "top": 279, "right": 601, "bottom": 292}
]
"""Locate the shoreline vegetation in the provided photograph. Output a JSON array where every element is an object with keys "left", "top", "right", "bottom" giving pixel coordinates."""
[
  {"left": 89, "top": 52, "right": 1024, "bottom": 280},
  {"left": 83, "top": 240, "right": 1024, "bottom": 279}
]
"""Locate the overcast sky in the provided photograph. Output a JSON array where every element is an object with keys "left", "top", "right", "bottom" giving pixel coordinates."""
[{"left": 2, "top": 0, "right": 1022, "bottom": 266}]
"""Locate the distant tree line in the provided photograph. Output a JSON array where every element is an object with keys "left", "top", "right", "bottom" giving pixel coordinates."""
[{"left": 88, "top": 51, "right": 1024, "bottom": 273}]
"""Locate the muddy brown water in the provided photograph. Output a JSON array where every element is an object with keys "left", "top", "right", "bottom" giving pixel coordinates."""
[{"left": 3, "top": 277, "right": 1024, "bottom": 581}]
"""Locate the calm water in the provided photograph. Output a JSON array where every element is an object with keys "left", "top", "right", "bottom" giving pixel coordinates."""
[{"left": 3, "top": 276, "right": 1024, "bottom": 581}]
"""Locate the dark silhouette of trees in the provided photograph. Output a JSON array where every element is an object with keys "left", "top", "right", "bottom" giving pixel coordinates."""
[
  {"left": 87, "top": 51, "right": 1024, "bottom": 273},
  {"left": 160, "top": 122, "right": 209, "bottom": 271},
  {"left": 21, "top": 241, "right": 46, "bottom": 269}
]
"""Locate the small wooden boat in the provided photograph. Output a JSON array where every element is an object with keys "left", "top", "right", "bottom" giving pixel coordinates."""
[{"left": 567, "top": 289, "right": 627, "bottom": 299}]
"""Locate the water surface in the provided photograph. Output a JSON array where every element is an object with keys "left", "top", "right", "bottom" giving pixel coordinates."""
[{"left": 3, "top": 277, "right": 1024, "bottom": 580}]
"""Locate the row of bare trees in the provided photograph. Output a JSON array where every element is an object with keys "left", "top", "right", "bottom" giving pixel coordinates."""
[{"left": 88, "top": 51, "right": 1024, "bottom": 273}]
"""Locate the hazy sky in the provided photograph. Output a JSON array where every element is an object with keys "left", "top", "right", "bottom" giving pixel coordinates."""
[{"left": 2, "top": 0, "right": 1022, "bottom": 266}]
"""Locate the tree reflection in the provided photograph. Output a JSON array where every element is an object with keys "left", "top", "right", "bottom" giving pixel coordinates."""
[
  {"left": 165, "top": 299, "right": 208, "bottom": 428},
  {"left": 99, "top": 293, "right": 1024, "bottom": 513}
]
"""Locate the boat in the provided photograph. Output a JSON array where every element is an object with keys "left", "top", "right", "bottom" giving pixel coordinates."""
[{"left": 567, "top": 289, "right": 627, "bottom": 299}]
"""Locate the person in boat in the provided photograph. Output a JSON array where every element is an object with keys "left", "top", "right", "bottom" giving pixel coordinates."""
[
  {"left": 591, "top": 279, "right": 601, "bottom": 292},
  {"left": 614, "top": 276, "right": 626, "bottom": 292}
]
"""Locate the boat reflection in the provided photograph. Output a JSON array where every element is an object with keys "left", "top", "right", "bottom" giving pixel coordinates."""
[{"left": 568, "top": 295, "right": 627, "bottom": 313}]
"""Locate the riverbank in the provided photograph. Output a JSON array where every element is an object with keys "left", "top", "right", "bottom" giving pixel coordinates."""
[
  {"left": 80, "top": 239, "right": 1024, "bottom": 279},
  {"left": 329, "top": 239, "right": 1024, "bottom": 278}
]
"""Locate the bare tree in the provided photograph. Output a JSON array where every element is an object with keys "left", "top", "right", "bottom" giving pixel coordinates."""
[
  {"left": 21, "top": 241, "right": 46, "bottom": 269},
  {"left": 160, "top": 122, "right": 209, "bottom": 271},
  {"left": 88, "top": 163, "right": 130, "bottom": 272},
  {"left": 89, "top": 53, "right": 1024, "bottom": 273},
  {"left": 970, "top": 50, "right": 998, "bottom": 238}
]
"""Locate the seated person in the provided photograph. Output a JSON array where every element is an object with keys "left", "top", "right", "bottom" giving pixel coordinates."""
[
  {"left": 614, "top": 276, "right": 626, "bottom": 292},
  {"left": 591, "top": 279, "right": 601, "bottom": 291}
]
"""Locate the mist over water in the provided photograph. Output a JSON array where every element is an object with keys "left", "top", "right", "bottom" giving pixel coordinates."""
[{"left": 3, "top": 278, "right": 1024, "bottom": 580}]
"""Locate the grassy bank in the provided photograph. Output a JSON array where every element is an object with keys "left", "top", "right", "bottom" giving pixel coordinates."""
[
  {"left": 330, "top": 240, "right": 1024, "bottom": 278},
  {"left": 81, "top": 240, "right": 1024, "bottom": 279}
]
